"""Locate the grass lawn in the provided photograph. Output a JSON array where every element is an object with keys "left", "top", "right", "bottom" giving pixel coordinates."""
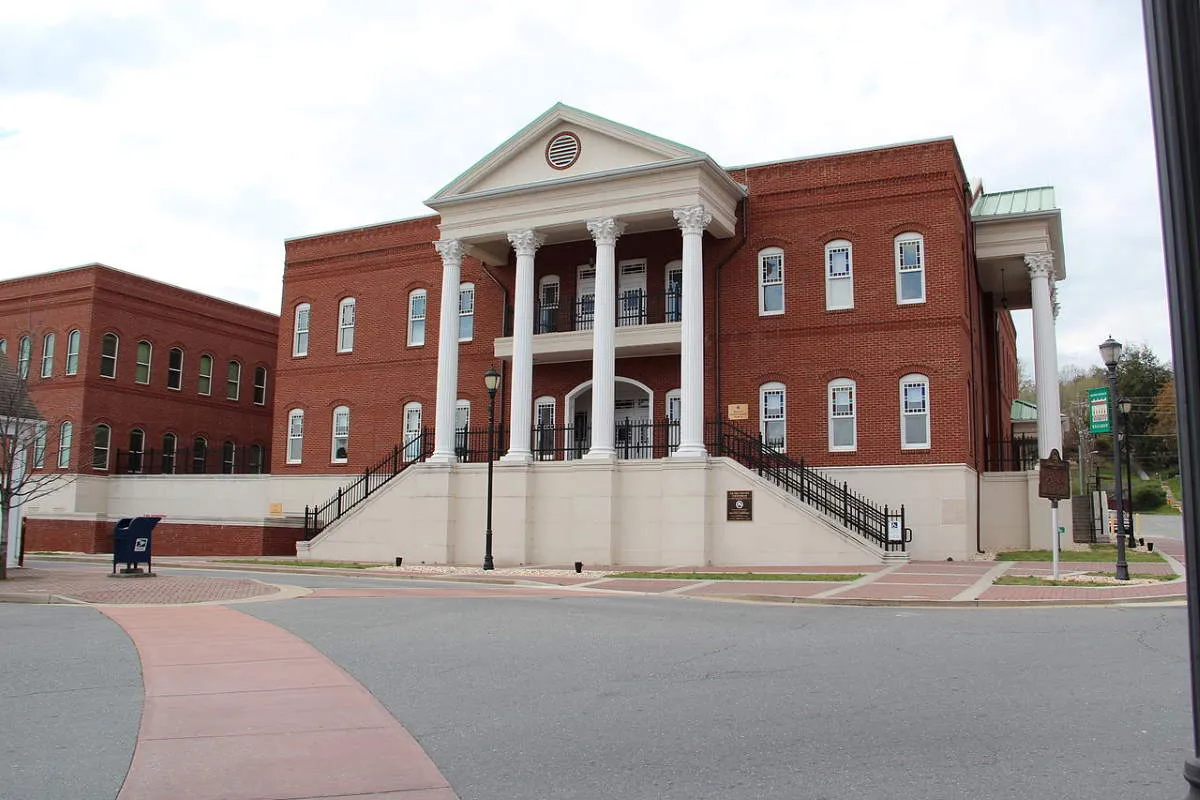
[
  {"left": 994, "top": 573, "right": 1174, "bottom": 587},
  {"left": 607, "top": 571, "right": 862, "bottom": 582},
  {"left": 220, "top": 558, "right": 385, "bottom": 569},
  {"left": 995, "top": 545, "right": 1165, "bottom": 563}
]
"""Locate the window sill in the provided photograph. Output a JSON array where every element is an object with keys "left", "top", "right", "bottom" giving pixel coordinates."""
[
  {"left": 897, "top": 298, "right": 927, "bottom": 306},
  {"left": 829, "top": 447, "right": 857, "bottom": 453},
  {"left": 825, "top": 305, "right": 855, "bottom": 313},
  {"left": 758, "top": 310, "right": 785, "bottom": 317},
  {"left": 901, "top": 444, "right": 932, "bottom": 451}
]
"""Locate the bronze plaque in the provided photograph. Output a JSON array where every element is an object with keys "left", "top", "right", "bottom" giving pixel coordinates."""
[
  {"left": 727, "top": 403, "right": 749, "bottom": 421},
  {"left": 727, "top": 490, "right": 753, "bottom": 521},
  {"left": 1038, "top": 448, "right": 1071, "bottom": 501}
]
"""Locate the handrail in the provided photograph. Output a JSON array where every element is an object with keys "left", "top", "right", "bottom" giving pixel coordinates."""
[
  {"left": 705, "top": 420, "right": 908, "bottom": 552},
  {"left": 303, "top": 429, "right": 432, "bottom": 538}
]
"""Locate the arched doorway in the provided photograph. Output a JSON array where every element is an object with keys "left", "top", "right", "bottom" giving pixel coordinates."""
[{"left": 565, "top": 377, "right": 655, "bottom": 459}]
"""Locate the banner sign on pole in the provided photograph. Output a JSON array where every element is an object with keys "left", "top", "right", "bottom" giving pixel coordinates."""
[{"left": 1088, "top": 387, "right": 1111, "bottom": 434}]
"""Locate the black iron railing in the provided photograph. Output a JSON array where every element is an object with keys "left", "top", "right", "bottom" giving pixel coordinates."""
[
  {"left": 113, "top": 445, "right": 269, "bottom": 475},
  {"left": 303, "top": 429, "right": 432, "bottom": 538},
  {"left": 450, "top": 420, "right": 682, "bottom": 462},
  {"left": 534, "top": 290, "right": 683, "bottom": 334},
  {"left": 705, "top": 421, "right": 908, "bottom": 552},
  {"left": 985, "top": 437, "right": 1039, "bottom": 472}
]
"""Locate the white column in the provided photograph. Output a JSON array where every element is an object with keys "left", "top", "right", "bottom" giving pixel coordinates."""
[
  {"left": 428, "top": 239, "right": 463, "bottom": 463},
  {"left": 584, "top": 217, "right": 624, "bottom": 459},
  {"left": 502, "top": 229, "right": 543, "bottom": 462},
  {"left": 673, "top": 205, "right": 712, "bottom": 458},
  {"left": 1026, "top": 251, "right": 1062, "bottom": 458}
]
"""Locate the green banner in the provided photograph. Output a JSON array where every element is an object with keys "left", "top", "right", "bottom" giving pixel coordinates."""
[{"left": 1088, "top": 387, "right": 1111, "bottom": 434}]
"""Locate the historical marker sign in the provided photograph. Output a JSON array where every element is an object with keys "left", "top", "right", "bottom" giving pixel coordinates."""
[
  {"left": 1038, "top": 448, "right": 1071, "bottom": 502},
  {"left": 727, "top": 403, "right": 749, "bottom": 421},
  {"left": 727, "top": 490, "right": 753, "bottom": 521},
  {"left": 1088, "top": 387, "right": 1111, "bottom": 434}
]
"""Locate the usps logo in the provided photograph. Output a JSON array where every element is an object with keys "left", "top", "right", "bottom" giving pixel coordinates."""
[{"left": 134, "top": 538, "right": 149, "bottom": 552}]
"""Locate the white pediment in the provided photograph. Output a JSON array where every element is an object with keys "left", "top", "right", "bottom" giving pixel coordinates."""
[{"left": 428, "top": 103, "right": 707, "bottom": 203}]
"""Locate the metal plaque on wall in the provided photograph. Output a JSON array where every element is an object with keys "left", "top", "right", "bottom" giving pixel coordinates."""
[
  {"left": 727, "top": 403, "right": 749, "bottom": 421},
  {"left": 727, "top": 490, "right": 753, "bottom": 521}
]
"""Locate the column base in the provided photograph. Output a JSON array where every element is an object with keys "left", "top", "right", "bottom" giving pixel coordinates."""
[
  {"left": 583, "top": 448, "right": 616, "bottom": 460},
  {"left": 500, "top": 451, "right": 532, "bottom": 463},
  {"left": 672, "top": 444, "right": 708, "bottom": 459},
  {"left": 425, "top": 451, "right": 457, "bottom": 465}
]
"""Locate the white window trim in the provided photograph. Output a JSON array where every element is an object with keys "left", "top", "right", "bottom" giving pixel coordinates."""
[
  {"left": 99, "top": 334, "right": 118, "bottom": 379},
  {"left": 93, "top": 423, "right": 111, "bottom": 471},
  {"left": 198, "top": 354, "right": 213, "bottom": 396},
  {"left": 162, "top": 432, "right": 178, "bottom": 474},
  {"left": 759, "top": 381, "right": 787, "bottom": 453},
  {"left": 17, "top": 336, "right": 31, "bottom": 379},
  {"left": 40, "top": 333, "right": 54, "bottom": 378},
  {"left": 65, "top": 330, "right": 80, "bottom": 375},
  {"left": 895, "top": 233, "right": 927, "bottom": 305},
  {"left": 331, "top": 405, "right": 350, "bottom": 463},
  {"left": 825, "top": 240, "right": 854, "bottom": 311},
  {"left": 135, "top": 340, "right": 152, "bottom": 385},
  {"left": 222, "top": 440, "right": 237, "bottom": 474},
  {"left": 337, "top": 297, "right": 356, "bottom": 353},
  {"left": 900, "top": 373, "right": 931, "bottom": 450},
  {"left": 828, "top": 378, "right": 857, "bottom": 452},
  {"left": 402, "top": 402, "right": 423, "bottom": 459},
  {"left": 253, "top": 366, "right": 267, "bottom": 406},
  {"left": 757, "top": 248, "right": 785, "bottom": 316},
  {"left": 458, "top": 283, "right": 475, "bottom": 343},
  {"left": 293, "top": 303, "right": 311, "bottom": 357},
  {"left": 408, "top": 289, "right": 427, "bottom": 347},
  {"left": 287, "top": 409, "right": 304, "bottom": 464},
  {"left": 33, "top": 422, "right": 47, "bottom": 468},
  {"left": 226, "top": 360, "right": 241, "bottom": 401},
  {"left": 167, "top": 348, "right": 184, "bottom": 391},
  {"left": 58, "top": 421, "right": 73, "bottom": 469}
]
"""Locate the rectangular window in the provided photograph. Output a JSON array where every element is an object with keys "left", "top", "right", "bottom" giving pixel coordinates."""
[
  {"left": 253, "top": 366, "right": 267, "bottom": 405},
  {"left": 408, "top": 291, "right": 426, "bottom": 346},
  {"left": 830, "top": 383, "right": 856, "bottom": 451},
  {"left": 338, "top": 299, "right": 356, "bottom": 352},
  {"left": 294, "top": 304, "right": 310, "bottom": 357},
  {"left": 332, "top": 406, "right": 349, "bottom": 462},
  {"left": 168, "top": 349, "right": 183, "bottom": 390},
  {"left": 198, "top": 354, "right": 213, "bottom": 396},
  {"left": 759, "top": 251, "right": 785, "bottom": 315},
  {"left": 135, "top": 341, "right": 152, "bottom": 384},
  {"left": 40, "top": 333, "right": 55, "bottom": 378},
  {"left": 58, "top": 422, "right": 73, "bottom": 469},
  {"left": 99, "top": 334, "right": 117, "bottom": 378},
  {"left": 897, "top": 237, "right": 926, "bottom": 304},
  {"left": 287, "top": 411, "right": 304, "bottom": 464},
  {"left": 33, "top": 424, "right": 47, "bottom": 468},
  {"left": 826, "top": 243, "right": 853, "bottom": 310},
  {"left": 226, "top": 361, "right": 241, "bottom": 400},
  {"left": 65, "top": 330, "right": 80, "bottom": 375},
  {"left": 902, "top": 379, "right": 930, "bottom": 449},
  {"left": 92, "top": 425, "right": 111, "bottom": 470},
  {"left": 17, "top": 337, "right": 31, "bottom": 379},
  {"left": 458, "top": 285, "right": 475, "bottom": 342}
]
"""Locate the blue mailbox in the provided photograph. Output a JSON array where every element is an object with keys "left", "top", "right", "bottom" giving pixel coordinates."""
[{"left": 112, "top": 517, "right": 160, "bottom": 575}]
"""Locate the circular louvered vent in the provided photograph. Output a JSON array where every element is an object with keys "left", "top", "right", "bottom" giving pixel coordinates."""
[{"left": 545, "top": 131, "right": 581, "bottom": 170}]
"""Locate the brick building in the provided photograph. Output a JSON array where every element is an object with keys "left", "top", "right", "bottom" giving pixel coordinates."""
[{"left": 0, "top": 264, "right": 278, "bottom": 477}]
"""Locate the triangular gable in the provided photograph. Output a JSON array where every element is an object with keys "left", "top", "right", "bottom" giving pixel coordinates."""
[{"left": 428, "top": 103, "right": 708, "bottom": 203}]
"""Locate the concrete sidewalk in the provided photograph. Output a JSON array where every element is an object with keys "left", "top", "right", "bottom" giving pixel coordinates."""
[{"left": 7, "top": 534, "right": 1188, "bottom": 607}]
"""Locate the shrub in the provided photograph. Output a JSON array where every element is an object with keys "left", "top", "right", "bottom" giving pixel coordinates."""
[{"left": 1132, "top": 483, "right": 1167, "bottom": 511}]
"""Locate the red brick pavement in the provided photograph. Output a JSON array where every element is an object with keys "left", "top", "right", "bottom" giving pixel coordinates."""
[{"left": 0, "top": 567, "right": 279, "bottom": 604}]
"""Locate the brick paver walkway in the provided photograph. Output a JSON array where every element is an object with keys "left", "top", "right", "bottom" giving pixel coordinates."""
[{"left": 0, "top": 567, "right": 280, "bottom": 604}]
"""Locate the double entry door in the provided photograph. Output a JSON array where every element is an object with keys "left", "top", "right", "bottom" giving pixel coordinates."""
[{"left": 575, "top": 260, "right": 648, "bottom": 330}]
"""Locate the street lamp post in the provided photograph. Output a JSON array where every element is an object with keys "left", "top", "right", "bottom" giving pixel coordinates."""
[
  {"left": 1100, "top": 337, "right": 1131, "bottom": 581},
  {"left": 482, "top": 366, "right": 501, "bottom": 571},
  {"left": 1119, "top": 396, "right": 1137, "bottom": 548}
]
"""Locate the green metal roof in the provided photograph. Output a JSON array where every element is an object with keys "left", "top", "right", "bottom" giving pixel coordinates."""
[{"left": 972, "top": 186, "right": 1057, "bottom": 218}]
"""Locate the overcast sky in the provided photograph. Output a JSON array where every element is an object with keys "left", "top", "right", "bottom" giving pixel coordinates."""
[{"left": 0, "top": 0, "right": 1167, "bottom": 372}]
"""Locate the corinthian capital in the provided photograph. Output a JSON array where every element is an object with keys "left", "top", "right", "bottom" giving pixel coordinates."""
[
  {"left": 586, "top": 217, "right": 625, "bottom": 247},
  {"left": 434, "top": 239, "right": 464, "bottom": 265},
  {"left": 673, "top": 205, "right": 712, "bottom": 236},
  {"left": 1024, "top": 251, "right": 1054, "bottom": 281},
  {"left": 507, "top": 230, "right": 545, "bottom": 257}
]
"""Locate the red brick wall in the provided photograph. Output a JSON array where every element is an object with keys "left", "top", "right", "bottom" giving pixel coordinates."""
[
  {"left": 25, "top": 517, "right": 304, "bottom": 557},
  {"left": 0, "top": 265, "right": 278, "bottom": 475},
  {"left": 275, "top": 138, "right": 1004, "bottom": 474}
]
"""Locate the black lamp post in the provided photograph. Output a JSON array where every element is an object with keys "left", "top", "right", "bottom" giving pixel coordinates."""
[
  {"left": 1119, "top": 396, "right": 1137, "bottom": 548},
  {"left": 482, "top": 365, "right": 501, "bottom": 571},
  {"left": 1100, "top": 337, "right": 1131, "bottom": 581}
]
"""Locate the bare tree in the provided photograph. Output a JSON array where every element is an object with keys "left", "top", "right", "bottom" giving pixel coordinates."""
[{"left": 0, "top": 360, "right": 73, "bottom": 580}]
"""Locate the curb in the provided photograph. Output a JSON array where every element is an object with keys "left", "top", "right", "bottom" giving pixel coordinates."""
[{"left": 696, "top": 592, "right": 1188, "bottom": 609}]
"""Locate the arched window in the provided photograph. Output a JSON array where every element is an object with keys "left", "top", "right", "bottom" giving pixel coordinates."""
[
  {"left": 65, "top": 330, "right": 80, "bottom": 375},
  {"left": 162, "top": 432, "right": 177, "bottom": 474},
  {"left": 40, "top": 332, "right": 55, "bottom": 378},
  {"left": 92, "top": 424, "right": 111, "bottom": 470},
  {"left": 828, "top": 379, "right": 857, "bottom": 452},
  {"left": 253, "top": 366, "right": 268, "bottom": 405},
  {"left": 99, "top": 333, "right": 118, "bottom": 378},
  {"left": 17, "top": 335, "right": 31, "bottom": 379},
  {"left": 222, "top": 440, "right": 237, "bottom": 474},
  {"left": 758, "top": 248, "right": 785, "bottom": 315},
  {"left": 900, "top": 374, "right": 931, "bottom": 449},
  {"left": 248, "top": 444, "right": 265, "bottom": 474},
  {"left": 825, "top": 240, "right": 853, "bottom": 310},
  {"left": 337, "top": 297, "right": 356, "bottom": 353},
  {"left": 759, "top": 382, "right": 786, "bottom": 452},
  {"left": 198, "top": 354, "right": 213, "bottom": 396},
  {"left": 458, "top": 283, "right": 475, "bottom": 342},
  {"left": 537, "top": 275, "right": 561, "bottom": 333},
  {"left": 665, "top": 388, "right": 682, "bottom": 454},
  {"left": 33, "top": 423, "right": 46, "bottom": 468},
  {"left": 895, "top": 233, "right": 926, "bottom": 304},
  {"left": 402, "top": 402, "right": 422, "bottom": 459},
  {"left": 168, "top": 348, "right": 184, "bottom": 390},
  {"left": 287, "top": 409, "right": 304, "bottom": 464},
  {"left": 57, "top": 421, "right": 73, "bottom": 469},
  {"left": 534, "top": 396, "right": 556, "bottom": 461},
  {"left": 226, "top": 360, "right": 241, "bottom": 400},
  {"left": 408, "top": 290, "right": 427, "bottom": 346},
  {"left": 331, "top": 405, "right": 349, "bottom": 463},
  {"left": 192, "top": 437, "right": 208, "bottom": 474},
  {"left": 665, "top": 261, "right": 683, "bottom": 323},
  {"left": 135, "top": 340, "right": 152, "bottom": 384},
  {"left": 293, "top": 303, "right": 311, "bottom": 357},
  {"left": 128, "top": 428, "right": 145, "bottom": 473}
]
